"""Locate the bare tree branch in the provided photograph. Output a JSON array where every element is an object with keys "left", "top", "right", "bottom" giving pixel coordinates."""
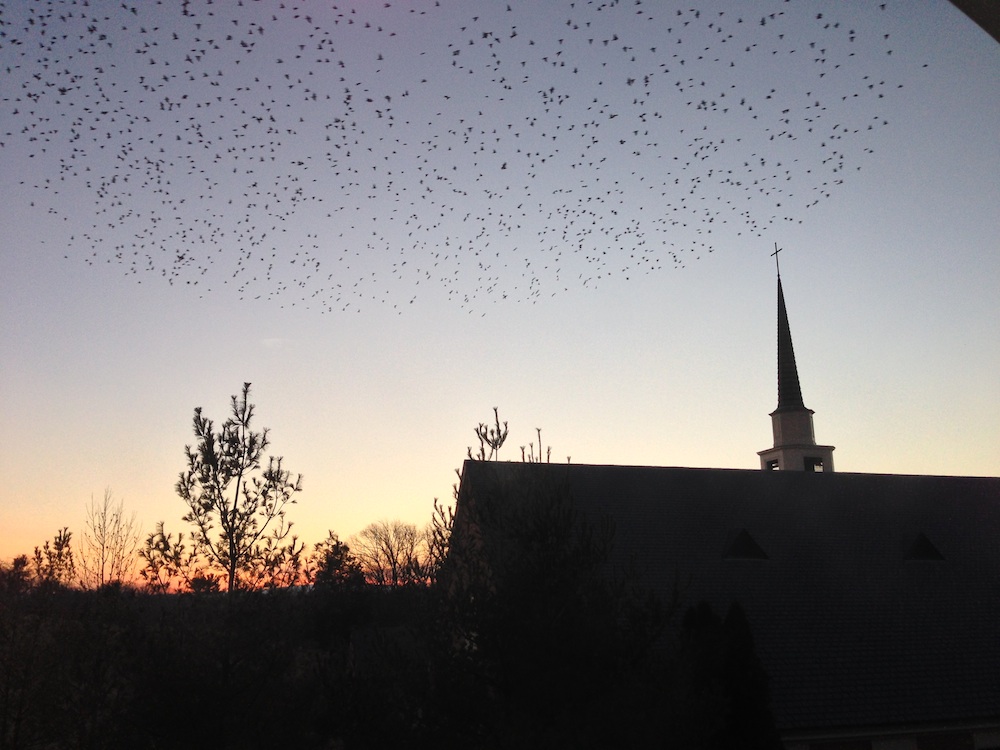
[{"left": 79, "top": 488, "right": 139, "bottom": 589}]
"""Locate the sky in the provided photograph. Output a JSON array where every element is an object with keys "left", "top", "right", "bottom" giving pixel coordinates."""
[{"left": 1, "top": 0, "right": 998, "bottom": 564}]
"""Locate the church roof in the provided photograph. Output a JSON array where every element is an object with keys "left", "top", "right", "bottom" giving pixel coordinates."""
[{"left": 456, "top": 461, "right": 1000, "bottom": 735}]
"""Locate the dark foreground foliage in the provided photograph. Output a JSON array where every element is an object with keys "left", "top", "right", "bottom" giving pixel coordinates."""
[
  {"left": 1, "top": 469, "right": 780, "bottom": 750},
  {"left": 0, "top": 587, "right": 777, "bottom": 750}
]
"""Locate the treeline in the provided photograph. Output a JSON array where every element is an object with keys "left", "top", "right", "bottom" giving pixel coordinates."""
[
  {"left": 2, "top": 394, "right": 528, "bottom": 596},
  {"left": 0, "top": 390, "right": 782, "bottom": 747},
  {"left": 0, "top": 503, "right": 779, "bottom": 750},
  {"left": 2, "top": 384, "right": 451, "bottom": 595},
  {"left": 0, "top": 516, "right": 440, "bottom": 595}
]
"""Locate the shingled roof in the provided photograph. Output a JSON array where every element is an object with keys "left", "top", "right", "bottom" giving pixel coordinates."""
[{"left": 455, "top": 461, "right": 1000, "bottom": 737}]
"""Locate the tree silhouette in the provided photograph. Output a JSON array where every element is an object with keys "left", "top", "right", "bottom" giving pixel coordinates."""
[
  {"left": 350, "top": 520, "right": 430, "bottom": 586},
  {"left": 470, "top": 407, "right": 509, "bottom": 461},
  {"left": 175, "top": 383, "right": 303, "bottom": 592},
  {"left": 138, "top": 521, "right": 210, "bottom": 592},
  {"left": 310, "top": 531, "right": 365, "bottom": 590},
  {"left": 79, "top": 488, "right": 139, "bottom": 590},
  {"left": 32, "top": 528, "right": 75, "bottom": 589},
  {"left": 0, "top": 555, "right": 31, "bottom": 595},
  {"left": 440, "top": 463, "right": 671, "bottom": 745},
  {"left": 427, "top": 498, "right": 454, "bottom": 585}
]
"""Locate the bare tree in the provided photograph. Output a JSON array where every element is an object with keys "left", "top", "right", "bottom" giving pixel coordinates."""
[
  {"left": 520, "top": 427, "right": 554, "bottom": 463},
  {"left": 470, "top": 407, "right": 509, "bottom": 461},
  {"left": 175, "top": 383, "right": 303, "bottom": 592},
  {"left": 79, "top": 487, "right": 139, "bottom": 589},
  {"left": 350, "top": 519, "right": 431, "bottom": 586},
  {"left": 469, "top": 408, "right": 559, "bottom": 464}
]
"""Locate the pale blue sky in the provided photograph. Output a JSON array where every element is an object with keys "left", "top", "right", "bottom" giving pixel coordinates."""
[{"left": 1, "top": 0, "right": 997, "bottom": 561}]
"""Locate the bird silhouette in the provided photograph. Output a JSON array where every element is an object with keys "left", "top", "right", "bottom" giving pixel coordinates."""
[{"left": 0, "top": 0, "right": 916, "bottom": 313}]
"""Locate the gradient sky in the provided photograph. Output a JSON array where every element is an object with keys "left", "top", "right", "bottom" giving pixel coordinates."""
[{"left": 2, "top": 0, "right": 998, "bottom": 564}]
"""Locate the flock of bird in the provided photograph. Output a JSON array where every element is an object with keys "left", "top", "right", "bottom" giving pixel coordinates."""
[{"left": 1, "top": 0, "right": 916, "bottom": 312}]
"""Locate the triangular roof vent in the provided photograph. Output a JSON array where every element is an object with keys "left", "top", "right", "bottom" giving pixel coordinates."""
[
  {"left": 724, "top": 529, "right": 769, "bottom": 560},
  {"left": 905, "top": 533, "right": 945, "bottom": 561}
]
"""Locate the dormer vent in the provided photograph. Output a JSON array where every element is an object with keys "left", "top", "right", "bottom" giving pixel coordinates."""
[
  {"left": 905, "top": 533, "right": 945, "bottom": 561},
  {"left": 724, "top": 529, "right": 769, "bottom": 560}
]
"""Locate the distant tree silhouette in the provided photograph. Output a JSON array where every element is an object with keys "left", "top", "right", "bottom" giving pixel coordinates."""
[
  {"left": 0, "top": 555, "right": 31, "bottom": 595},
  {"left": 310, "top": 531, "right": 365, "bottom": 590},
  {"left": 174, "top": 383, "right": 303, "bottom": 592},
  {"left": 138, "top": 521, "right": 214, "bottom": 592},
  {"left": 79, "top": 487, "right": 139, "bottom": 589},
  {"left": 351, "top": 520, "right": 431, "bottom": 586},
  {"left": 31, "top": 527, "right": 76, "bottom": 589},
  {"left": 245, "top": 533, "right": 307, "bottom": 589}
]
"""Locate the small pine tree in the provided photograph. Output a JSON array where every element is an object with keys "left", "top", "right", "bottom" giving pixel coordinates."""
[
  {"left": 32, "top": 528, "right": 76, "bottom": 589},
  {"left": 174, "top": 383, "right": 303, "bottom": 592}
]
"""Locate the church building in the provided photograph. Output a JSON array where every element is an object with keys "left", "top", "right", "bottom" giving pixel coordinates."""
[{"left": 453, "top": 263, "right": 1000, "bottom": 749}]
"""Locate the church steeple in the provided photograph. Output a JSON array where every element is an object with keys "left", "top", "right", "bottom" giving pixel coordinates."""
[
  {"left": 758, "top": 247, "right": 835, "bottom": 472},
  {"left": 776, "top": 276, "right": 806, "bottom": 412}
]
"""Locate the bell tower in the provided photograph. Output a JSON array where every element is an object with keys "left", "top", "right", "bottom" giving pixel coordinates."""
[{"left": 758, "top": 246, "right": 835, "bottom": 472}]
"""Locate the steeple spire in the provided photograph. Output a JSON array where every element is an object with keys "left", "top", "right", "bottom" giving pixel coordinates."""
[
  {"left": 758, "top": 248, "right": 835, "bottom": 472},
  {"left": 775, "top": 275, "right": 806, "bottom": 412}
]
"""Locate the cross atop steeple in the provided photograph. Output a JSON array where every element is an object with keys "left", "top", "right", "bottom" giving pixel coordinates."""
[
  {"left": 771, "top": 242, "right": 782, "bottom": 278},
  {"left": 757, "top": 250, "right": 835, "bottom": 472}
]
